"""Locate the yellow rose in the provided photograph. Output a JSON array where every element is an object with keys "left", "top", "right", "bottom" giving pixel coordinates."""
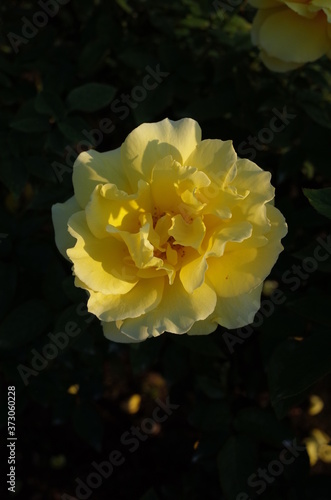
[
  {"left": 249, "top": 0, "right": 331, "bottom": 72},
  {"left": 52, "top": 118, "right": 287, "bottom": 343}
]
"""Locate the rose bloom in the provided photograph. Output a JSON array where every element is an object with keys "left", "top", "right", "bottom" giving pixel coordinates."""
[
  {"left": 249, "top": 0, "right": 331, "bottom": 72},
  {"left": 52, "top": 118, "right": 287, "bottom": 343}
]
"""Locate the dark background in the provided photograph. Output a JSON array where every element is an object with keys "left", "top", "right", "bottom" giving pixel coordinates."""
[{"left": 1, "top": 0, "right": 331, "bottom": 499}]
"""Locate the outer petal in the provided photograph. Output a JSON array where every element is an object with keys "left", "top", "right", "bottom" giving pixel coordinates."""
[
  {"left": 251, "top": 9, "right": 277, "bottom": 46},
  {"left": 113, "top": 278, "right": 217, "bottom": 340},
  {"left": 52, "top": 196, "right": 81, "bottom": 260},
  {"left": 231, "top": 159, "right": 275, "bottom": 228},
  {"left": 102, "top": 321, "right": 143, "bottom": 343},
  {"left": 72, "top": 148, "right": 130, "bottom": 208},
  {"left": 258, "top": 9, "right": 330, "bottom": 63},
  {"left": 186, "top": 282, "right": 264, "bottom": 333},
  {"left": 235, "top": 159, "right": 273, "bottom": 198},
  {"left": 87, "top": 277, "right": 165, "bottom": 321},
  {"left": 67, "top": 211, "right": 138, "bottom": 295},
  {"left": 121, "top": 118, "right": 202, "bottom": 189},
  {"left": 186, "top": 318, "right": 218, "bottom": 336},
  {"left": 283, "top": 2, "right": 320, "bottom": 18},
  {"left": 185, "top": 139, "right": 237, "bottom": 185},
  {"left": 260, "top": 51, "right": 303, "bottom": 72},
  {"left": 213, "top": 282, "right": 264, "bottom": 329},
  {"left": 321, "top": 3, "right": 331, "bottom": 22},
  {"left": 206, "top": 204, "right": 287, "bottom": 298}
]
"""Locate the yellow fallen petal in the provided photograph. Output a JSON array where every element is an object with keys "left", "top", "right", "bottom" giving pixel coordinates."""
[
  {"left": 308, "top": 395, "right": 324, "bottom": 416},
  {"left": 304, "top": 438, "right": 319, "bottom": 467},
  {"left": 67, "top": 384, "right": 79, "bottom": 395},
  {"left": 122, "top": 394, "right": 141, "bottom": 414},
  {"left": 311, "top": 428, "right": 331, "bottom": 445},
  {"left": 319, "top": 444, "right": 331, "bottom": 463}
]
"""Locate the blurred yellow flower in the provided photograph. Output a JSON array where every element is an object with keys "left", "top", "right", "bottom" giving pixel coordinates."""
[
  {"left": 121, "top": 394, "right": 142, "bottom": 414},
  {"left": 248, "top": 0, "right": 331, "bottom": 72},
  {"left": 304, "top": 428, "right": 331, "bottom": 466},
  {"left": 308, "top": 394, "right": 324, "bottom": 416},
  {"left": 52, "top": 118, "right": 287, "bottom": 343}
]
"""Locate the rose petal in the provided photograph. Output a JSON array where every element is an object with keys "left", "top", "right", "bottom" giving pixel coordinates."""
[
  {"left": 111, "top": 278, "right": 217, "bottom": 340},
  {"left": 52, "top": 196, "right": 81, "bottom": 260},
  {"left": 121, "top": 118, "right": 202, "bottom": 189},
  {"left": 73, "top": 148, "right": 130, "bottom": 208},
  {"left": 87, "top": 277, "right": 165, "bottom": 322},
  {"left": 67, "top": 211, "right": 138, "bottom": 294},
  {"left": 258, "top": 9, "right": 330, "bottom": 63},
  {"left": 206, "top": 204, "right": 287, "bottom": 298},
  {"left": 213, "top": 282, "right": 264, "bottom": 329}
]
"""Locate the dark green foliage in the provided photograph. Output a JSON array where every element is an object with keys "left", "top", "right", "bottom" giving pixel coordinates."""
[{"left": 1, "top": 1, "right": 331, "bottom": 499}]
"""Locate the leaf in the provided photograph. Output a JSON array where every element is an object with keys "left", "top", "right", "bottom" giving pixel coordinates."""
[
  {"left": 180, "top": 16, "right": 210, "bottom": 29},
  {"left": 10, "top": 116, "right": 51, "bottom": 133},
  {"left": 172, "top": 332, "right": 225, "bottom": 358},
  {"left": 35, "top": 91, "right": 66, "bottom": 121},
  {"left": 42, "top": 258, "right": 69, "bottom": 311},
  {"left": 196, "top": 375, "right": 225, "bottom": 399},
  {"left": 58, "top": 116, "right": 91, "bottom": 143},
  {"left": 53, "top": 303, "right": 93, "bottom": 341},
  {"left": 182, "top": 90, "right": 238, "bottom": 121},
  {"left": 62, "top": 276, "right": 88, "bottom": 303},
  {"left": 0, "top": 262, "right": 17, "bottom": 320},
  {"left": 303, "top": 188, "right": 331, "bottom": 220},
  {"left": 189, "top": 400, "right": 231, "bottom": 431},
  {"left": 0, "top": 156, "right": 28, "bottom": 196},
  {"left": 115, "top": 0, "right": 133, "bottom": 14},
  {"left": 67, "top": 83, "right": 117, "bottom": 112},
  {"left": 72, "top": 403, "right": 103, "bottom": 451},
  {"left": 0, "top": 299, "right": 52, "bottom": 350},
  {"left": 132, "top": 78, "right": 174, "bottom": 124},
  {"left": 130, "top": 336, "right": 164, "bottom": 374},
  {"left": 234, "top": 408, "right": 292, "bottom": 447},
  {"left": 0, "top": 72, "right": 11, "bottom": 88},
  {"left": 298, "top": 90, "right": 331, "bottom": 129},
  {"left": 218, "top": 435, "right": 257, "bottom": 500},
  {"left": 286, "top": 295, "right": 331, "bottom": 328},
  {"left": 25, "top": 156, "right": 58, "bottom": 182},
  {"left": 268, "top": 329, "right": 331, "bottom": 418}
]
